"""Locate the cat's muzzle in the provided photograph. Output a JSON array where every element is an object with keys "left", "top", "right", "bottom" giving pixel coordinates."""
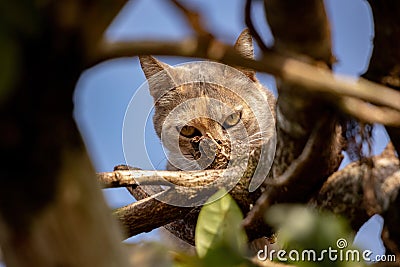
[{"left": 190, "top": 136, "right": 231, "bottom": 170}]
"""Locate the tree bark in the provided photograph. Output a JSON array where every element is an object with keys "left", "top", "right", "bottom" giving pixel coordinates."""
[{"left": 362, "top": 0, "right": 400, "bottom": 257}]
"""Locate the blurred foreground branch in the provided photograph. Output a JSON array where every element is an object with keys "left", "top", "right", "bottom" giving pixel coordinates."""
[{"left": 95, "top": 39, "right": 400, "bottom": 126}]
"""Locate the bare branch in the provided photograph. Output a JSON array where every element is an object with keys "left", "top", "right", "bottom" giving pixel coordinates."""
[
  {"left": 94, "top": 39, "right": 400, "bottom": 122},
  {"left": 83, "top": 0, "right": 130, "bottom": 58},
  {"left": 263, "top": 118, "right": 329, "bottom": 187},
  {"left": 100, "top": 145, "right": 400, "bottom": 242},
  {"left": 100, "top": 166, "right": 261, "bottom": 242},
  {"left": 113, "top": 191, "right": 192, "bottom": 238},
  {"left": 338, "top": 97, "right": 400, "bottom": 126},
  {"left": 169, "top": 0, "right": 213, "bottom": 39},
  {"left": 97, "top": 169, "right": 225, "bottom": 188},
  {"left": 263, "top": 0, "right": 333, "bottom": 64},
  {"left": 311, "top": 143, "right": 400, "bottom": 231}
]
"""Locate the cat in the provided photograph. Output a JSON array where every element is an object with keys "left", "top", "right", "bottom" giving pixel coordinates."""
[
  {"left": 140, "top": 29, "right": 275, "bottom": 173},
  {"left": 139, "top": 29, "right": 276, "bottom": 253}
]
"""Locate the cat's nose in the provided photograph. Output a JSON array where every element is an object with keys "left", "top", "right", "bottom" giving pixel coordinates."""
[{"left": 199, "top": 138, "right": 218, "bottom": 159}]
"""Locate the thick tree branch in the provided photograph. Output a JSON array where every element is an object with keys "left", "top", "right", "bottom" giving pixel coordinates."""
[
  {"left": 113, "top": 191, "right": 192, "bottom": 239},
  {"left": 311, "top": 144, "right": 400, "bottom": 229},
  {"left": 99, "top": 167, "right": 262, "bottom": 242},
  {"left": 243, "top": 0, "right": 343, "bottom": 235},
  {"left": 361, "top": 0, "right": 400, "bottom": 255},
  {"left": 363, "top": 0, "right": 400, "bottom": 155},
  {"left": 99, "top": 144, "right": 400, "bottom": 243}
]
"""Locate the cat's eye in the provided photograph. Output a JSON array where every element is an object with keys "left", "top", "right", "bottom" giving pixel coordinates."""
[
  {"left": 178, "top": 125, "right": 201, "bottom": 138},
  {"left": 223, "top": 111, "right": 242, "bottom": 128}
]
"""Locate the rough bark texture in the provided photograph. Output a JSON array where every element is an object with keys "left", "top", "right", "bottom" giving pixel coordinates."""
[
  {"left": 363, "top": 0, "right": 400, "bottom": 157},
  {"left": 242, "top": 0, "right": 344, "bottom": 236},
  {"left": 311, "top": 144, "right": 400, "bottom": 230}
]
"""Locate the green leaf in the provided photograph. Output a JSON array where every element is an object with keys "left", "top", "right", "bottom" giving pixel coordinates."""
[
  {"left": 195, "top": 189, "right": 247, "bottom": 258},
  {"left": 265, "top": 205, "right": 363, "bottom": 267}
]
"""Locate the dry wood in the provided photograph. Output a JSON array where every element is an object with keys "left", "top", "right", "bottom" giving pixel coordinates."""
[
  {"left": 98, "top": 169, "right": 225, "bottom": 188},
  {"left": 363, "top": 0, "right": 400, "bottom": 155}
]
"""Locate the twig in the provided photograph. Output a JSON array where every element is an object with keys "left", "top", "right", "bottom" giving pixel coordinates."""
[
  {"left": 339, "top": 97, "right": 400, "bottom": 126},
  {"left": 243, "top": 119, "right": 326, "bottom": 232},
  {"left": 169, "top": 0, "right": 213, "bottom": 39},
  {"left": 263, "top": 118, "right": 324, "bottom": 187},
  {"left": 245, "top": 0, "right": 270, "bottom": 52}
]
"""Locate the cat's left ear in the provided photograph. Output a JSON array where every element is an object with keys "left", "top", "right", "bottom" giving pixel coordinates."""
[
  {"left": 139, "top": 55, "right": 176, "bottom": 100},
  {"left": 234, "top": 29, "right": 257, "bottom": 81}
]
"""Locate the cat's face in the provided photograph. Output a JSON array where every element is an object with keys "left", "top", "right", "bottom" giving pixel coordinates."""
[{"left": 140, "top": 30, "right": 275, "bottom": 170}]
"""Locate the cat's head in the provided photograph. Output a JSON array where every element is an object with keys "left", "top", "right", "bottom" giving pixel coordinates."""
[{"left": 139, "top": 29, "right": 275, "bottom": 170}]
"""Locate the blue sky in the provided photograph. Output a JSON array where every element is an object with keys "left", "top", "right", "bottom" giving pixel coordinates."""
[{"left": 73, "top": 0, "right": 388, "bottom": 254}]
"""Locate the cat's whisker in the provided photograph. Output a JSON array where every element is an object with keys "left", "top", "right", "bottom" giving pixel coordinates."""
[
  {"left": 248, "top": 138, "right": 266, "bottom": 144},
  {"left": 154, "top": 156, "right": 168, "bottom": 169},
  {"left": 247, "top": 131, "right": 269, "bottom": 138}
]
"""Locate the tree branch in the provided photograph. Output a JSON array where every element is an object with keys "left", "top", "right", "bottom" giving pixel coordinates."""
[
  {"left": 361, "top": 1, "right": 400, "bottom": 255},
  {"left": 93, "top": 38, "right": 400, "bottom": 125},
  {"left": 245, "top": 0, "right": 270, "bottom": 52},
  {"left": 98, "top": 169, "right": 225, "bottom": 188},
  {"left": 168, "top": 0, "right": 213, "bottom": 39},
  {"left": 242, "top": 0, "right": 342, "bottom": 236},
  {"left": 99, "top": 144, "right": 400, "bottom": 243},
  {"left": 363, "top": 0, "right": 400, "bottom": 155},
  {"left": 99, "top": 165, "right": 263, "bottom": 243},
  {"left": 113, "top": 191, "right": 192, "bottom": 239},
  {"left": 311, "top": 143, "right": 400, "bottom": 232}
]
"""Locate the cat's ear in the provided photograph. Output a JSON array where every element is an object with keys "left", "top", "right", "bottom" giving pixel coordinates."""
[
  {"left": 139, "top": 56, "right": 175, "bottom": 100},
  {"left": 234, "top": 29, "right": 257, "bottom": 81}
]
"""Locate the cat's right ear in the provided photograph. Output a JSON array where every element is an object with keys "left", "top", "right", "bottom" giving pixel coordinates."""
[
  {"left": 139, "top": 56, "right": 175, "bottom": 100},
  {"left": 234, "top": 29, "right": 257, "bottom": 82}
]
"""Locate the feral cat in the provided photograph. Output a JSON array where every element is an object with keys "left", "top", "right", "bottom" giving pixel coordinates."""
[
  {"left": 140, "top": 29, "right": 275, "bottom": 173},
  {"left": 139, "top": 29, "right": 276, "bottom": 252}
]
